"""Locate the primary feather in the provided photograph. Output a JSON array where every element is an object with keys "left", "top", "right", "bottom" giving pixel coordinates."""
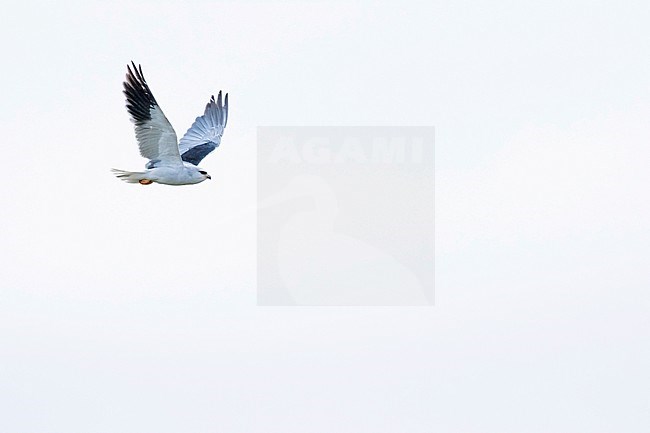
[
  {"left": 178, "top": 91, "right": 229, "bottom": 165},
  {"left": 123, "top": 62, "right": 181, "bottom": 166}
]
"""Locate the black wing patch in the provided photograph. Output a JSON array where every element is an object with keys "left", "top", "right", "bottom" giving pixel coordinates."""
[
  {"left": 181, "top": 142, "right": 219, "bottom": 165},
  {"left": 123, "top": 61, "right": 158, "bottom": 124}
]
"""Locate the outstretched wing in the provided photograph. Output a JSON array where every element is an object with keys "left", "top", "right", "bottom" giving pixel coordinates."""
[
  {"left": 123, "top": 62, "right": 182, "bottom": 167},
  {"left": 178, "top": 91, "right": 229, "bottom": 166}
]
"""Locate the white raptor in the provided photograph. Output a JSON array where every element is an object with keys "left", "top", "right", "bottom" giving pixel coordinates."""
[{"left": 113, "top": 62, "right": 228, "bottom": 185}]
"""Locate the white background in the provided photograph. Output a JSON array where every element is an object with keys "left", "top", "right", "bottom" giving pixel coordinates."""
[{"left": 0, "top": 1, "right": 648, "bottom": 432}]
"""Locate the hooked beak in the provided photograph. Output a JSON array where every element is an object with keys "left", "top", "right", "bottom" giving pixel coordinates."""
[{"left": 206, "top": 175, "right": 212, "bottom": 180}]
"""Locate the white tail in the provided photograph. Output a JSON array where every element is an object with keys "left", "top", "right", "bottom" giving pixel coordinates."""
[{"left": 111, "top": 168, "right": 149, "bottom": 184}]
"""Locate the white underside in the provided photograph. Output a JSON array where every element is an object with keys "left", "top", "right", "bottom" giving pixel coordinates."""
[{"left": 112, "top": 164, "right": 208, "bottom": 185}]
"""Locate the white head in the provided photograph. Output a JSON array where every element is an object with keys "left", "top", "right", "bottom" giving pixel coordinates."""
[
  {"left": 198, "top": 169, "right": 211, "bottom": 180},
  {"left": 190, "top": 166, "right": 211, "bottom": 183}
]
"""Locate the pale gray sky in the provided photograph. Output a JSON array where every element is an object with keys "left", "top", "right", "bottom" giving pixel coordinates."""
[{"left": 1, "top": 1, "right": 649, "bottom": 432}]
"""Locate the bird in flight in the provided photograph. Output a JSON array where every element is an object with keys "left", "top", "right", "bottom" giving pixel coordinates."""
[{"left": 113, "top": 62, "right": 228, "bottom": 185}]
